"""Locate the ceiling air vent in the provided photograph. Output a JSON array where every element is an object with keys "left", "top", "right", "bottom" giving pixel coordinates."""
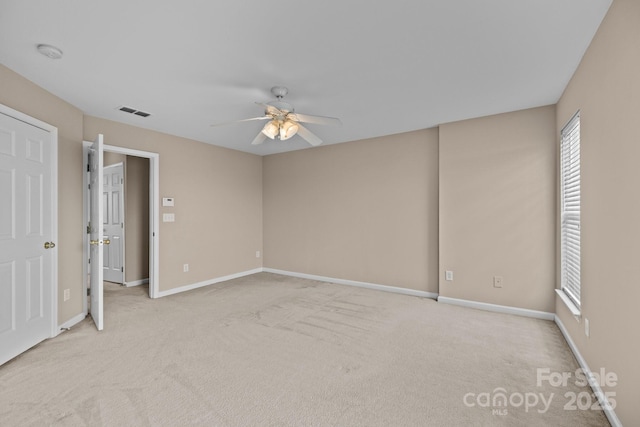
[{"left": 117, "top": 106, "right": 151, "bottom": 117}]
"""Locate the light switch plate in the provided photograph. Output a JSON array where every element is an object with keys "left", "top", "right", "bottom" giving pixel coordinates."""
[
  {"left": 493, "top": 276, "right": 503, "bottom": 288},
  {"left": 163, "top": 213, "right": 175, "bottom": 222},
  {"left": 584, "top": 318, "right": 590, "bottom": 337},
  {"left": 162, "top": 197, "right": 174, "bottom": 207}
]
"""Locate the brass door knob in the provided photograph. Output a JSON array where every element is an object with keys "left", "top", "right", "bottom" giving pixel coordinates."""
[
  {"left": 90, "top": 239, "right": 110, "bottom": 245},
  {"left": 44, "top": 242, "right": 56, "bottom": 249}
]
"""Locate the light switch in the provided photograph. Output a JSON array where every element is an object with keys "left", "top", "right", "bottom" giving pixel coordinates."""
[
  {"left": 163, "top": 213, "right": 175, "bottom": 222},
  {"left": 493, "top": 276, "right": 503, "bottom": 288},
  {"left": 162, "top": 197, "right": 175, "bottom": 207}
]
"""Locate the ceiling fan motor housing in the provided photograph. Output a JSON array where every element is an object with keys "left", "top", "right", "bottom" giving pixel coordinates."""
[
  {"left": 271, "top": 86, "right": 288, "bottom": 98},
  {"left": 267, "top": 86, "right": 294, "bottom": 115},
  {"left": 268, "top": 100, "right": 294, "bottom": 115}
]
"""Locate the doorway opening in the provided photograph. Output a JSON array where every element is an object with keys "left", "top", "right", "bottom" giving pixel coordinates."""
[{"left": 82, "top": 142, "right": 159, "bottom": 327}]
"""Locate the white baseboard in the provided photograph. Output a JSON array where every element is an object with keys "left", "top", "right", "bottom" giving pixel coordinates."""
[
  {"left": 262, "top": 268, "right": 439, "bottom": 300},
  {"left": 124, "top": 278, "right": 149, "bottom": 287},
  {"left": 437, "top": 296, "right": 555, "bottom": 321},
  {"left": 57, "top": 312, "right": 87, "bottom": 334},
  {"left": 156, "top": 268, "right": 263, "bottom": 298},
  {"left": 151, "top": 267, "right": 439, "bottom": 301},
  {"left": 554, "top": 316, "right": 622, "bottom": 427}
]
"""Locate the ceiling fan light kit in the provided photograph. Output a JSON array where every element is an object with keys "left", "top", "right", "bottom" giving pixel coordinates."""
[
  {"left": 262, "top": 120, "right": 280, "bottom": 139},
  {"left": 280, "top": 120, "right": 299, "bottom": 140},
  {"left": 212, "top": 86, "right": 342, "bottom": 147},
  {"left": 261, "top": 119, "right": 299, "bottom": 141}
]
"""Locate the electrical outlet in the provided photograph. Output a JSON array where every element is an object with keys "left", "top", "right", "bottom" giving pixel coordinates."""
[
  {"left": 183, "top": 264, "right": 189, "bottom": 272},
  {"left": 63, "top": 289, "right": 70, "bottom": 301},
  {"left": 493, "top": 276, "right": 503, "bottom": 288},
  {"left": 445, "top": 271, "right": 453, "bottom": 281},
  {"left": 585, "top": 318, "right": 590, "bottom": 337},
  {"left": 256, "top": 251, "right": 260, "bottom": 258}
]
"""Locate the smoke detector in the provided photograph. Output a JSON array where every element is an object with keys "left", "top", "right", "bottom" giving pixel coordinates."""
[{"left": 36, "top": 44, "right": 63, "bottom": 59}]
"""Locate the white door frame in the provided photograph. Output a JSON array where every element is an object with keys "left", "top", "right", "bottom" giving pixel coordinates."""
[
  {"left": 82, "top": 142, "right": 159, "bottom": 308},
  {"left": 0, "top": 103, "right": 58, "bottom": 338}
]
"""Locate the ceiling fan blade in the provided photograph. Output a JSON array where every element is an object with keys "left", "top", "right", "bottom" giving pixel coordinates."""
[
  {"left": 296, "top": 124, "right": 323, "bottom": 146},
  {"left": 288, "top": 112, "right": 342, "bottom": 126},
  {"left": 211, "top": 116, "right": 270, "bottom": 127},
  {"left": 251, "top": 132, "right": 267, "bottom": 146},
  {"left": 255, "top": 102, "right": 283, "bottom": 117}
]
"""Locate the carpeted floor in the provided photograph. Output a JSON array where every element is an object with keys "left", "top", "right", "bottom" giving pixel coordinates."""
[{"left": 0, "top": 273, "right": 609, "bottom": 426}]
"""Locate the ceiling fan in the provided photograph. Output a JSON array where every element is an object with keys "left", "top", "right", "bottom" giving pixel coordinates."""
[{"left": 212, "top": 86, "right": 342, "bottom": 146}]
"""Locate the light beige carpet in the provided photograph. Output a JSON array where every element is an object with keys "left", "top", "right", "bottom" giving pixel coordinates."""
[{"left": 0, "top": 273, "right": 609, "bottom": 426}]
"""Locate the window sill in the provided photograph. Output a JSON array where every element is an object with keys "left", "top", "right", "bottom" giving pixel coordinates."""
[{"left": 555, "top": 289, "right": 581, "bottom": 320}]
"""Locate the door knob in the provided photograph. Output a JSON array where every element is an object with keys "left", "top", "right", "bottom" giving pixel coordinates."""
[
  {"left": 44, "top": 242, "right": 56, "bottom": 249},
  {"left": 90, "top": 239, "right": 110, "bottom": 245}
]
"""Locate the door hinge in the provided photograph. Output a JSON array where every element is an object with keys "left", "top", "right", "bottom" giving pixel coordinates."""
[
  {"left": 87, "top": 288, "right": 91, "bottom": 296},
  {"left": 87, "top": 163, "right": 90, "bottom": 172},
  {"left": 87, "top": 223, "right": 91, "bottom": 234},
  {"left": 121, "top": 267, "right": 124, "bottom": 272}
]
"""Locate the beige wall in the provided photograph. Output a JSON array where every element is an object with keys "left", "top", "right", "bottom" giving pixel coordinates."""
[
  {"left": 263, "top": 129, "right": 439, "bottom": 293},
  {"left": 439, "top": 106, "right": 557, "bottom": 312},
  {"left": 83, "top": 116, "right": 263, "bottom": 292},
  {"left": 104, "top": 152, "right": 125, "bottom": 166},
  {"left": 556, "top": 1, "right": 640, "bottom": 425},
  {"left": 0, "top": 65, "right": 85, "bottom": 324},
  {"left": 124, "top": 156, "right": 150, "bottom": 283}
]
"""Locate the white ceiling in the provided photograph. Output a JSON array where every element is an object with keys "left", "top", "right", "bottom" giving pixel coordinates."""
[{"left": 0, "top": 0, "right": 611, "bottom": 156}]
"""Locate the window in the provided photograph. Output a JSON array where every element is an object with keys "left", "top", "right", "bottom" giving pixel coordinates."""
[{"left": 560, "top": 111, "right": 581, "bottom": 309}]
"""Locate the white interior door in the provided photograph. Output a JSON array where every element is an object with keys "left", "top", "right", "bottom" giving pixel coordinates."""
[
  {"left": 88, "top": 134, "right": 104, "bottom": 330},
  {"left": 0, "top": 111, "right": 55, "bottom": 365},
  {"left": 103, "top": 163, "right": 124, "bottom": 284}
]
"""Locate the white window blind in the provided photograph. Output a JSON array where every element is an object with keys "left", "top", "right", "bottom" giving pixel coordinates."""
[{"left": 560, "top": 111, "right": 581, "bottom": 308}]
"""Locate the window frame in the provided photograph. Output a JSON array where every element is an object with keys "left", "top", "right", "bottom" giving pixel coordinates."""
[{"left": 559, "top": 110, "right": 581, "bottom": 313}]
